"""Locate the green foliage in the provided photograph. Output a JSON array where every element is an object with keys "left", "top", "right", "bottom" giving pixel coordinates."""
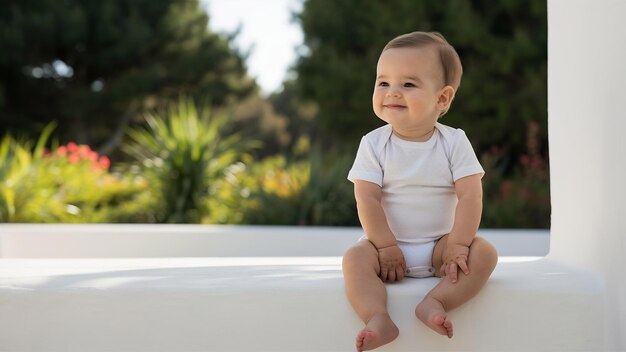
[
  {"left": 223, "top": 81, "right": 320, "bottom": 160},
  {"left": 0, "top": 0, "right": 254, "bottom": 152},
  {"left": 0, "top": 126, "right": 157, "bottom": 223},
  {"left": 267, "top": 80, "right": 319, "bottom": 157},
  {"left": 0, "top": 124, "right": 54, "bottom": 221},
  {"left": 0, "top": 1, "right": 551, "bottom": 228},
  {"left": 226, "top": 94, "right": 291, "bottom": 159},
  {"left": 206, "top": 150, "right": 358, "bottom": 226},
  {"left": 124, "top": 97, "right": 256, "bottom": 223},
  {"left": 481, "top": 122, "right": 550, "bottom": 228}
]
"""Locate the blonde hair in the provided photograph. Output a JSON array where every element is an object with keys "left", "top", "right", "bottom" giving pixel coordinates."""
[{"left": 383, "top": 31, "right": 463, "bottom": 92}]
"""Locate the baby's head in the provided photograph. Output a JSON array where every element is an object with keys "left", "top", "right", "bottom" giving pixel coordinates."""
[
  {"left": 380, "top": 31, "right": 463, "bottom": 117},
  {"left": 383, "top": 31, "right": 462, "bottom": 93}
]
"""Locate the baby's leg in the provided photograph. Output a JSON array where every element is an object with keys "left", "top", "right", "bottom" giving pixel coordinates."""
[
  {"left": 343, "top": 239, "right": 399, "bottom": 351},
  {"left": 415, "top": 236, "right": 497, "bottom": 338}
]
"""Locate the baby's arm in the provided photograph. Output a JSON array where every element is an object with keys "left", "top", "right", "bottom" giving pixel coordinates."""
[
  {"left": 442, "top": 174, "right": 483, "bottom": 283},
  {"left": 354, "top": 180, "right": 406, "bottom": 283}
]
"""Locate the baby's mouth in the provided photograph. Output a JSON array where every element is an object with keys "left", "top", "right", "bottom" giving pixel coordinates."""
[{"left": 384, "top": 104, "right": 406, "bottom": 110}]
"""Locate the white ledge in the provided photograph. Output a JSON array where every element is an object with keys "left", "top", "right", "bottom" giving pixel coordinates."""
[{"left": 0, "top": 225, "right": 606, "bottom": 351}]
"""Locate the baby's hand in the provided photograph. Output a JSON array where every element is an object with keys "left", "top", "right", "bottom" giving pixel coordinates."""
[
  {"left": 441, "top": 243, "right": 470, "bottom": 283},
  {"left": 377, "top": 244, "right": 406, "bottom": 283}
]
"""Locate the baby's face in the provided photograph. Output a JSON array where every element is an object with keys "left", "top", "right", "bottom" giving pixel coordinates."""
[{"left": 373, "top": 46, "right": 448, "bottom": 141}]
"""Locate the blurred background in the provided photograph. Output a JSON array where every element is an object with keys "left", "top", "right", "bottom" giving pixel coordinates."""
[{"left": 0, "top": 0, "right": 549, "bottom": 227}]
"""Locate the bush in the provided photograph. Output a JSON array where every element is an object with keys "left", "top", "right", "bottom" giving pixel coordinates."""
[
  {"left": 0, "top": 126, "right": 157, "bottom": 223},
  {"left": 481, "top": 121, "right": 550, "bottom": 228},
  {"left": 206, "top": 150, "right": 358, "bottom": 226},
  {"left": 123, "top": 97, "right": 257, "bottom": 223},
  {"left": 0, "top": 125, "right": 52, "bottom": 222}
]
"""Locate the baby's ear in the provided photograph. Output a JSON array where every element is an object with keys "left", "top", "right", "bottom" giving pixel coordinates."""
[{"left": 437, "top": 86, "right": 456, "bottom": 110}]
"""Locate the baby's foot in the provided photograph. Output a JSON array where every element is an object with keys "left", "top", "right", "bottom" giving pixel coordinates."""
[
  {"left": 415, "top": 297, "right": 453, "bottom": 338},
  {"left": 355, "top": 313, "right": 399, "bottom": 351}
]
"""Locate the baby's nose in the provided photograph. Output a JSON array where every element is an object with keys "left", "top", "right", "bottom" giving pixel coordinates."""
[{"left": 387, "top": 87, "right": 401, "bottom": 97}]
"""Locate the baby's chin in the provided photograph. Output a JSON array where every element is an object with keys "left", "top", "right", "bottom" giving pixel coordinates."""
[
  {"left": 374, "top": 114, "right": 390, "bottom": 124},
  {"left": 378, "top": 115, "right": 405, "bottom": 127}
]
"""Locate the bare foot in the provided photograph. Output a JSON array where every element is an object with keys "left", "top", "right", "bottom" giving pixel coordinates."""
[
  {"left": 415, "top": 297, "right": 453, "bottom": 338},
  {"left": 355, "top": 313, "right": 399, "bottom": 351}
]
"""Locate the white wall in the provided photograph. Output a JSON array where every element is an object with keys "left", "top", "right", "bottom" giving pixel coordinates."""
[
  {"left": 0, "top": 225, "right": 549, "bottom": 258},
  {"left": 548, "top": 0, "right": 626, "bottom": 349}
]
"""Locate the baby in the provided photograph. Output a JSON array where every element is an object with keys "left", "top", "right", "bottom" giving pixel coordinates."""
[{"left": 343, "top": 31, "right": 498, "bottom": 351}]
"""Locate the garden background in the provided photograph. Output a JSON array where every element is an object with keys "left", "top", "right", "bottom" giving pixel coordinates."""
[{"left": 0, "top": 0, "right": 549, "bottom": 228}]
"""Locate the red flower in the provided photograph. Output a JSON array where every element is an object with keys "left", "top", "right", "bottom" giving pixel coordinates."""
[
  {"left": 68, "top": 154, "right": 80, "bottom": 164},
  {"left": 56, "top": 146, "right": 67, "bottom": 157},
  {"left": 54, "top": 142, "right": 110, "bottom": 173},
  {"left": 99, "top": 156, "right": 110, "bottom": 170},
  {"left": 87, "top": 150, "right": 98, "bottom": 162},
  {"left": 78, "top": 145, "right": 91, "bottom": 159},
  {"left": 67, "top": 142, "right": 78, "bottom": 153}
]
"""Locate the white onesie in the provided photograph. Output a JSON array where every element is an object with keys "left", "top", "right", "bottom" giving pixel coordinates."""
[{"left": 348, "top": 123, "right": 484, "bottom": 276}]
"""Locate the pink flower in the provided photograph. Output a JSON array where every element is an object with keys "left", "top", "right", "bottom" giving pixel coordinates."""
[
  {"left": 56, "top": 146, "right": 67, "bottom": 157},
  {"left": 78, "top": 145, "right": 91, "bottom": 158},
  {"left": 68, "top": 154, "right": 80, "bottom": 164},
  {"left": 98, "top": 156, "right": 110, "bottom": 170},
  {"left": 67, "top": 142, "right": 78, "bottom": 153},
  {"left": 87, "top": 150, "right": 98, "bottom": 162}
]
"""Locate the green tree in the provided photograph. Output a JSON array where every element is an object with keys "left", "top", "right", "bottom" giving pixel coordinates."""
[
  {"left": 267, "top": 80, "right": 318, "bottom": 157},
  {"left": 0, "top": 0, "right": 255, "bottom": 154},
  {"left": 294, "top": 0, "right": 547, "bottom": 163}
]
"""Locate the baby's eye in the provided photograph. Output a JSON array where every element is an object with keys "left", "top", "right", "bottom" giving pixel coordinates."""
[
  {"left": 404, "top": 82, "right": 416, "bottom": 87},
  {"left": 378, "top": 81, "right": 389, "bottom": 87}
]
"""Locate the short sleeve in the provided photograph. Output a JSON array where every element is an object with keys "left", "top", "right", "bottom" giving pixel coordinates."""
[
  {"left": 450, "top": 130, "right": 485, "bottom": 181},
  {"left": 347, "top": 136, "right": 383, "bottom": 186}
]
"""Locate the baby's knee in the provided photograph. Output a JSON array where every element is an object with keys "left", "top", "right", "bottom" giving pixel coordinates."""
[
  {"left": 470, "top": 237, "right": 498, "bottom": 271},
  {"left": 342, "top": 246, "right": 366, "bottom": 267},
  {"left": 342, "top": 244, "right": 377, "bottom": 272}
]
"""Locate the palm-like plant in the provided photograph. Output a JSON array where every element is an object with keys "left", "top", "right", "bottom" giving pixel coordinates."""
[
  {"left": 124, "top": 97, "right": 255, "bottom": 223},
  {"left": 0, "top": 124, "right": 56, "bottom": 222}
]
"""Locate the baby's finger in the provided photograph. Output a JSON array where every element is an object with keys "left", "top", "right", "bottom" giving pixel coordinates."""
[
  {"left": 388, "top": 270, "right": 396, "bottom": 283},
  {"left": 380, "top": 267, "right": 388, "bottom": 281},
  {"left": 395, "top": 265, "right": 405, "bottom": 281},
  {"left": 444, "top": 262, "right": 454, "bottom": 276},
  {"left": 449, "top": 263, "right": 458, "bottom": 283},
  {"left": 457, "top": 259, "right": 470, "bottom": 275}
]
